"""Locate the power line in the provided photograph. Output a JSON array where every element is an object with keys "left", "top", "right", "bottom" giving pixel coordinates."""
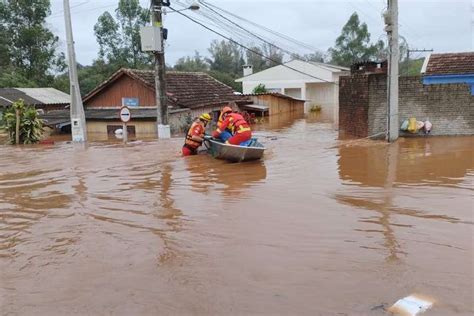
[
  {"left": 197, "top": 0, "right": 322, "bottom": 53},
  {"left": 197, "top": 0, "right": 312, "bottom": 59},
  {"left": 169, "top": 6, "right": 336, "bottom": 85},
  {"left": 49, "top": 2, "right": 116, "bottom": 19}
]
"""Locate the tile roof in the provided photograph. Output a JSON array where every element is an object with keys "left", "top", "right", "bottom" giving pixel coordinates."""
[
  {"left": 424, "top": 52, "right": 474, "bottom": 75},
  {"left": 83, "top": 68, "right": 248, "bottom": 109}
]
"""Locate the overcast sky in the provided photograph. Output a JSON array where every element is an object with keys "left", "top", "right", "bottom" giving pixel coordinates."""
[{"left": 46, "top": 0, "right": 474, "bottom": 66}]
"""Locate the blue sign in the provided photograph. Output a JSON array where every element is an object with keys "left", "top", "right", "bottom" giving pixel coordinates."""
[{"left": 122, "top": 97, "right": 139, "bottom": 107}]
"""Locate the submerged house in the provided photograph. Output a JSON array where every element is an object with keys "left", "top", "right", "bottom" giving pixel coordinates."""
[
  {"left": 421, "top": 52, "right": 474, "bottom": 94},
  {"left": 235, "top": 60, "right": 349, "bottom": 125},
  {"left": 82, "top": 68, "right": 249, "bottom": 138}
]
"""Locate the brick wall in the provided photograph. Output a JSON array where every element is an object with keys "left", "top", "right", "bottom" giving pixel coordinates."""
[
  {"left": 339, "top": 75, "right": 370, "bottom": 138},
  {"left": 340, "top": 74, "right": 474, "bottom": 138}
]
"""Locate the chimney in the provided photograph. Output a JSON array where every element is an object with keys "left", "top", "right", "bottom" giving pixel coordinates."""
[{"left": 243, "top": 65, "right": 253, "bottom": 76}]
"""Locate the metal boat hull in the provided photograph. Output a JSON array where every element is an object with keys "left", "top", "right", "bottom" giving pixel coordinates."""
[{"left": 204, "top": 138, "right": 265, "bottom": 162}]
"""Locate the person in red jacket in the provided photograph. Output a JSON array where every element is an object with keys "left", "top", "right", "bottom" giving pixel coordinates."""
[
  {"left": 212, "top": 110, "right": 252, "bottom": 145},
  {"left": 182, "top": 113, "right": 211, "bottom": 156}
]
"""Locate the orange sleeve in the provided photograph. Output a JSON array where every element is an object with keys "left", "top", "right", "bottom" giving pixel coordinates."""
[{"left": 218, "top": 116, "right": 233, "bottom": 132}]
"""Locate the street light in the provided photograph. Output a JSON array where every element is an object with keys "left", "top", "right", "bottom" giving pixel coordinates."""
[{"left": 166, "top": 2, "right": 200, "bottom": 13}]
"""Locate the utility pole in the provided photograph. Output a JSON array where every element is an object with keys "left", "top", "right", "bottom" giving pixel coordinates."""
[
  {"left": 150, "top": 0, "right": 170, "bottom": 138},
  {"left": 385, "top": 0, "right": 399, "bottom": 142},
  {"left": 63, "top": 0, "right": 87, "bottom": 142}
]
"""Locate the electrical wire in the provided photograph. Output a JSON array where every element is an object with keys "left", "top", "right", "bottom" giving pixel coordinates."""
[
  {"left": 196, "top": 0, "right": 323, "bottom": 53},
  {"left": 175, "top": 0, "right": 330, "bottom": 66},
  {"left": 49, "top": 2, "right": 116, "bottom": 19},
  {"left": 197, "top": 0, "right": 310, "bottom": 59},
  {"left": 169, "top": 6, "right": 336, "bottom": 85}
]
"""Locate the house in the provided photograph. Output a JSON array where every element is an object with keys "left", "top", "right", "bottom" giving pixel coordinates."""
[
  {"left": 82, "top": 68, "right": 250, "bottom": 138},
  {"left": 0, "top": 88, "right": 70, "bottom": 112},
  {"left": 240, "top": 93, "right": 305, "bottom": 117},
  {"left": 235, "top": 60, "right": 349, "bottom": 125},
  {"left": 421, "top": 52, "right": 474, "bottom": 94}
]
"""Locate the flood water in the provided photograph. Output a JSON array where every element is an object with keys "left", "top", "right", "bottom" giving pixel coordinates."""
[{"left": 1, "top": 114, "right": 473, "bottom": 315}]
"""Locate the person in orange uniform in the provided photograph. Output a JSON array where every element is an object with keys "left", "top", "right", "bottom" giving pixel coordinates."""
[
  {"left": 212, "top": 110, "right": 252, "bottom": 145},
  {"left": 216, "top": 106, "right": 233, "bottom": 142},
  {"left": 182, "top": 113, "right": 211, "bottom": 156}
]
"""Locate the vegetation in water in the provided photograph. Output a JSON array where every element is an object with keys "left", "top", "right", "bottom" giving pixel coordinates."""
[
  {"left": 310, "top": 105, "right": 322, "bottom": 112},
  {"left": 3, "top": 99, "right": 43, "bottom": 144}
]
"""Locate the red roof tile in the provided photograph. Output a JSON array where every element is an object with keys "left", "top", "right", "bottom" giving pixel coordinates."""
[
  {"left": 425, "top": 52, "right": 474, "bottom": 75},
  {"left": 83, "top": 68, "right": 248, "bottom": 109}
]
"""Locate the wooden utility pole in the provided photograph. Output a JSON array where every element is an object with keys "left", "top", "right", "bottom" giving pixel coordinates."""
[
  {"left": 385, "top": 0, "right": 399, "bottom": 142},
  {"left": 15, "top": 108, "right": 20, "bottom": 145},
  {"left": 64, "top": 0, "right": 87, "bottom": 142},
  {"left": 151, "top": 0, "right": 170, "bottom": 138}
]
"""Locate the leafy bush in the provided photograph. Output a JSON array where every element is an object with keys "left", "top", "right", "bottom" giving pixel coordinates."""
[
  {"left": 3, "top": 99, "right": 43, "bottom": 144},
  {"left": 310, "top": 105, "right": 322, "bottom": 112},
  {"left": 252, "top": 84, "right": 267, "bottom": 94}
]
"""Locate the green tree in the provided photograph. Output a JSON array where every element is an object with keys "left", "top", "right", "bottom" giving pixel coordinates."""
[
  {"left": 174, "top": 51, "right": 209, "bottom": 72},
  {"left": 208, "top": 70, "right": 241, "bottom": 92},
  {"left": 252, "top": 84, "right": 267, "bottom": 94},
  {"left": 400, "top": 58, "right": 424, "bottom": 76},
  {"left": 328, "top": 12, "right": 384, "bottom": 67},
  {"left": 53, "top": 60, "right": 119, "bottom": 96},
  {"left": 245, "top": 46, "right": 267, "bottom": 73},
  {"left": 262, "top": 43, "right": 284, "bottom": 68},
  {"left": 94, "top": 0, "right": 151, "bottom": 69},
  {"left": 3, "top": 99, "right": 43, "bottom": 144},
  {"left": 0, "top": 71, "right": 37, "bottom": 88},
  {"left": 291, "top": 51, "right": 325, "bottom": 63},
  {"left": 1, "top": 0, "right": 63, "bottom": 85},
  {"left": 207, "top": 39, "right": 245, "bottom": 76},
  {"left": 0, "top": 1, "right": 10, "bottom": 70}
]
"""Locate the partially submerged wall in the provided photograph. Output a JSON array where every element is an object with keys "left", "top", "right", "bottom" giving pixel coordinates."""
[
  {"left": 338, "top": 75, "right": 369, "bottom": 138},
  {"left": 339, "top": 74, "right": 474, "bottom": 138}
]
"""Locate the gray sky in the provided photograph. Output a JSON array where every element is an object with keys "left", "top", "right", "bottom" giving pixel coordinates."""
[{"left": 47, "top": 0, "right": 474, "bottom": 66}]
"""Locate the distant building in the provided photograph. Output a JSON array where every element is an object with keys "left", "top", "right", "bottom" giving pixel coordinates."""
[
  {"left": 350, "top": 60, "right": 388, "bottom": 74},
  {"left": 240, "top": 92, "right": 305, "bottom": 117},
  {"left": 235, "top": 60, "right": 349, "bottom": 125},
  {"left": 421, "top": 52, "right": 474, "bottom": 95}
]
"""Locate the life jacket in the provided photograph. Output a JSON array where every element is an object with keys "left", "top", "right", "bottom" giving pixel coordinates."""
[
  {"left": 226, "top": 113, "right": 251, "bottom": 134},
  {"left": 184, "top": 121, "right": 204, "bottom": 149},
  {"left": 217, "top": 111, "right": 225, "bottom": 129}
]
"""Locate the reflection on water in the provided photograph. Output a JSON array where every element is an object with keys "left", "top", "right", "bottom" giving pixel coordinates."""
[
  {"left": 184, "top": 157, "right": 267, "bottom": 198},
  {"left": 338, "top": 137, "right": 474, "bottom": 187},
  {"left": 0, "top": 118, "right": 473, "bottom": 315},
  {"left": 336, "top": 137, "right": 474, "bottom": 262}
]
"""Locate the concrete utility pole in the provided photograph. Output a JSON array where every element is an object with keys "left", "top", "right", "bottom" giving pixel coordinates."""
[
  {"left": 63, "top": 0, "right": 87, "bottom": 142},
  {"left": 151, "top": 0, "right": 170, "bottom": 138},
  {"left": 385, "top": 0, "right": 399, "bottom": 142}
]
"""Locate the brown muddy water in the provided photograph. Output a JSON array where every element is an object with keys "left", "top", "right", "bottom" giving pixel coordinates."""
[{"left": 0, "top": 114, "right": 473, "bottom": 315}]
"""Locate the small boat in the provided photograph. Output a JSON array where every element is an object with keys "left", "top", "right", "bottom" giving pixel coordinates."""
[{"left": 204, "top": 136, "right": 265, "bottom": 162}]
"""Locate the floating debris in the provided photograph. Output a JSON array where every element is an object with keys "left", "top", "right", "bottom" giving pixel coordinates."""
[{"left": 388, "top": 294, "right": 434, "bottom": 316}]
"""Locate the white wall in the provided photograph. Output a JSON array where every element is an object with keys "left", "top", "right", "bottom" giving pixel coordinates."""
[
  {"left": 283, "top": 88, "right": 302, "bottom": 99},
  {"left": 306, "top": 82, "right": 337, "bottom": 118}
]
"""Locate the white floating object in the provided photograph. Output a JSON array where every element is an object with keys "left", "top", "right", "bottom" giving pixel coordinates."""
[
  {"left": 114, "top": 128, "right": 123, "bottom": 135},
  {"left": 388, "top": 294, "right": 434, "bottom": 316}
]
